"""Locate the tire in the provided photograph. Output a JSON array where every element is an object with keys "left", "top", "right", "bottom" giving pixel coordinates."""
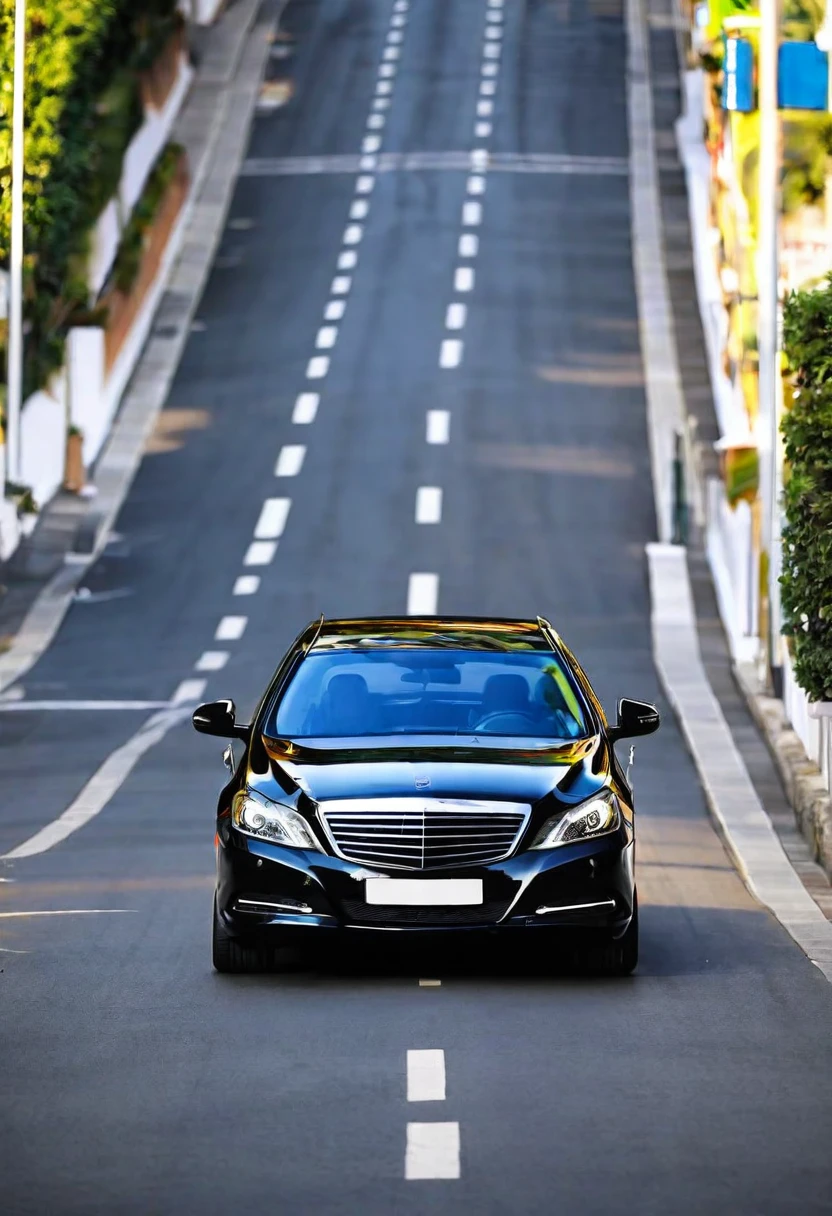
[
  {"left": 579, "top": 891, "right": 639, "bottom": 978},
  {"left": 212, "top": 895, "right": 272, "bottom": 974}
]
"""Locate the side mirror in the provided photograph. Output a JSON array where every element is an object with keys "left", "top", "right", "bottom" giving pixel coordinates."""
[
  {"left": 609, "top": 698, "right": 660, "bottom": 743},
  {"left": 192, "top": 699, "right": 249, "bottom": 740}
]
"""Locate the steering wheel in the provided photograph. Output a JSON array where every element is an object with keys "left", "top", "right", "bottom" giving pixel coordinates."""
[{"left": 471, "top": 711, "right": 539, "bottom": 733}]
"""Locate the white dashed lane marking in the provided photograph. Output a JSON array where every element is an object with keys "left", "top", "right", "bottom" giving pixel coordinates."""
[
  {"left": 233, "top": 575, "right": 260, "bottom": 595},
  {"left": 343, "top": 224, "right": 363, "bottom": 245},
  {"left": 331, "top": 275, "right": 352, "bottom": 294},
  {"left": 244, "top": 540, "right": 277, "bottom": 566},
  {"left": 306, "top": 355, "right": 330, "bottom": 379},
  {"left": 446, "top": 303, "right": 466, "bottom": 330},
  {"left": 255, "top": 498, "right": 291, "bottom": 539},
  {"left": 196, "top": 651, "right": 229, "bottom": 672},
  {"left": 416, "top": 487, "right": 442, "bottom": 524},
  {"left": 316, "top": 326, "right": 338, "bottom": 349},
  {"left": 324, "top": 299, "right": 346, "bottom": 321},
  {"left": 459, "top": 233, "right": 478, "bottom": 257},
  {"left": 455, "top": 267, "right": 475, "bottom": 292},
  {"left": 439, "top": 339, "right": 463, "bottom": 368},
  {"left": 275, "top": 445, "right": 306, "bottom": 476},
  {"left": 293, "top": 392, "right": 319, "bottom": 423},
  {"left": 467, "top": 175, "right": 486, "bottom": 195},
  {"left": 407, "top": 1050, "right": 446, "bottom": 1102},
  {"left": 426, "top": 410, "right": 450, "bottom": 445},
  {"left": 462, "top": 201, "right": 482, "bottom": 225},
  {"left": 215, "top": 616, "right": 247, "bottom": 642},
  {"left": 405, "top": 1123, "right": 460, "bottom": 1181},
  {"left": 407, "top": 573, "right": 439, "bottom": 615},
  {"left": 338, "top": 250, "right": 358, "bottom": 270}
]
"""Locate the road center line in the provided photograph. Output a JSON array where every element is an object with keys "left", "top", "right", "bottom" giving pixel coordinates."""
[
  {"left": 306, "top": 355, "right": 330, "bottom": 379},
  {"left": 324, "top": 299, "right": 345, "bottom": 321},
  {"left": 232, "top": 575, "right": 260, "bottom": 595},
  {"left": 426, "top": 410, "right": 450, "bottom": 444},
  {"left": 446, "top": 302, "right": 466, "bottom": 330},
  {"left": 275, "top": 445, "right": 306, "bottom": 476},
  {"left": 440, "top": 339, "right": 463, "bottom": 368},
  {"left": 255, "top": 498, "right": 291, "bottom": 539},
  {"left": 407, "top": 573, "right": 439, "bottom": 616},
  {"left": 215, "top": 616, "right": 247, "bottom": 641},
  {"left": 316, "top": 325, "right": 338, "bottom": 349},
  {"left": 244, "top": 540, "right": 277, "bottom": 565},
  {"left": 455, "top": 266, "right": 475, "bottom": 292},
  {"left": 416, "top": 487, "right": 442, "bottom": 524},
  {"left": 405, "top": 1123, "right": 460, "bottom": 1180},
  {"left": 293, "top": 392, "right": 319, "bottom": 423},
  {"left": 196, "top": 651, "right": 229, "bottom": 672},
  {"left": 462, "top": 201, "right": 482, "bottom": 225},
  {"left": 407, "top": 1050, "right": 446, "bottom": 1101}
]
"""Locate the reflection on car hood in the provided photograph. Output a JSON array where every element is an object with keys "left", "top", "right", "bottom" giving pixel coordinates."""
[{"left": 259, "top": 734, "right": 604, "bottom": 805}]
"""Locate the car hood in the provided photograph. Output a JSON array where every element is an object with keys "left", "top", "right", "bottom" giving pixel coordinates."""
[{"left": 254, "top": 734, "right": 608, "bottom": 807}]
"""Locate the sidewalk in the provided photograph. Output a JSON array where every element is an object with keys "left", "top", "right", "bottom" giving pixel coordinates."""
[
  {"left": 0, "top": 0, "right": 282, "bottom": 694},
  {"left": 634, "top": 0, "right": 832, "bottom": 969}
]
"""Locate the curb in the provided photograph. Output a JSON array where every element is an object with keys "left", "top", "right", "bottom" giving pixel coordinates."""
[
  {"left": 648, "top": 545, "right": 832, "bottom": 982},
  {"left": 627, "top": 0, "right": 832, "bottom": 975},
  {"left": 735, "top": 665, "right": 832, "bottom": 880},
  {"left": 0, "top": 0, "right": 280, "bottom": 696}
]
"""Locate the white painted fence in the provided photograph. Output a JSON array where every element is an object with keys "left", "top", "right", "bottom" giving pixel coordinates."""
[
  {"left": 783, "top": 650, "right": 832, "bottom": 796},
  {"left": 704, "top": 477, "right": 758, "bottom": 664}
]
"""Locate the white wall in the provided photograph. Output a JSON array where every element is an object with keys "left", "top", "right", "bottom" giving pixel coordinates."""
[
  {"left": 87, "top": 53, "right": 194, "bottom": 297},
  {"left": 18, "top": 377, "right": 67, "bottom": 512}
]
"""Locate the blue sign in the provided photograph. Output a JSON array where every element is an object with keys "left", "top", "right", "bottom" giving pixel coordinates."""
[
  {"left": 778, "top": 42, "right": 828, "bottom": 110},
  {"left": 723, "top": 37, "right": 755, "bottom": 112}
]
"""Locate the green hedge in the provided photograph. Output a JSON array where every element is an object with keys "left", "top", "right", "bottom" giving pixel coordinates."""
[
  {"left": 112, "top": 141, "right": 182, "bottom": 293},
  {"left": 0, "top": 0, "right": 182, "bottom": 406},
  {"left": 781, "top": 278, "right": 832, "bottom": 700}
]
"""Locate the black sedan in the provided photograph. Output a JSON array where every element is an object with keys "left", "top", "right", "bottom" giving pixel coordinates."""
[{"left": 193, "top": 616, "right": 660, "bottom": 976}]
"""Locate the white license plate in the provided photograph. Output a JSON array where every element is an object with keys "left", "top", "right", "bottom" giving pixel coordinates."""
[{"left": 365, "top": 878, "right": 484, "bottom": 906}]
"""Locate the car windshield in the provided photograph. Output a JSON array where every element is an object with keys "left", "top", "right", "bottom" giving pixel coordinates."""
[{"left": 267, "top": 649, "right": 589, "bottom": 740}]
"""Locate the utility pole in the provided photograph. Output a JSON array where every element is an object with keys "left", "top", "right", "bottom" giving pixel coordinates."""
[
  {"left": 6, "top": 0, "right": 26, "bottom": 487},
  {"left": 757, "top": 0, "right": 781, "bottom": 692}
]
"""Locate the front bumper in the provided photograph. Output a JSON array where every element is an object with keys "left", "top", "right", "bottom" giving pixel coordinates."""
[{"left": 216, "top": 826, "right": 635, "bottom": 941}]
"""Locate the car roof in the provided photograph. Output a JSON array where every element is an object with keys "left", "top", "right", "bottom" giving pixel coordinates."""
[{"left": 305, "top": 616, "right": 557, "bottom": 653}]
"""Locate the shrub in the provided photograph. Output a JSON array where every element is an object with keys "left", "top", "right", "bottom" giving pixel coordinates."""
[
  {"left": 780, "top": 278, "right": 832, "bottom": 699},
  {"left": 111, "top": 141, "right": 183, "bottom": 293}
]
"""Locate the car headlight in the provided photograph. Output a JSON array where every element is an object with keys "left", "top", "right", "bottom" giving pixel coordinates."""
[
  {"left": 232, "top": 789, "right": 322, "bottom": 850},
  {"left": 529, "top": 792, "right": 621, "bottom": 849}
]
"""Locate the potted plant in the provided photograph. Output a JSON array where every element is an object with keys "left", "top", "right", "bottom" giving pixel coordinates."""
[{"left": 65, "top": 425, "right": 85, "bottom": 493}]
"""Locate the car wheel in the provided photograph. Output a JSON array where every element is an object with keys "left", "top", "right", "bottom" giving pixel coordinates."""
[
  {"left": 212, "top": 895, "right": 272, "bottom": 974},
  {"left": 580, "top": 892, "right": 639, "bottom": 978}
]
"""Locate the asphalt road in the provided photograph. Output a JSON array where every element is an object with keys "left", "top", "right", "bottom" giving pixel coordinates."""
[{"left": 2, "top": 0, "right": 832, "bottom": 1212}]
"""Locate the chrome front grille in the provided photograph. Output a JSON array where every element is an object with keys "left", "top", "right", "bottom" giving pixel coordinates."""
[{"left": 319, "top": 799, "right": 529, "bottom": 870}]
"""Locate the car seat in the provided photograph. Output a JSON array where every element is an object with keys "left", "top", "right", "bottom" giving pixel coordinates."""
[{"left": 315, "top": 673, "right": 373, "bottom": 736}]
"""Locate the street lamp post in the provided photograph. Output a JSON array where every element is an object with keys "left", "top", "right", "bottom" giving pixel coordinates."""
[{"left": 6, "top": 0, "right": 26, "bottom": 488}]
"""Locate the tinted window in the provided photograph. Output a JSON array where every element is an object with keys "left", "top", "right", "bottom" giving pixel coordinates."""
[{"left": 267, "top": 649, "right": 588, "bottom": 739}]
